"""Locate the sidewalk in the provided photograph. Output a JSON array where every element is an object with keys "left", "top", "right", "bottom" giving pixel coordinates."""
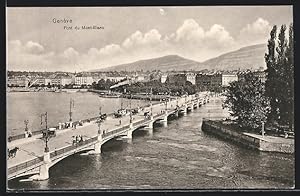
[{"left": 243, "top": 132, "right": 294, "bottom": 144}]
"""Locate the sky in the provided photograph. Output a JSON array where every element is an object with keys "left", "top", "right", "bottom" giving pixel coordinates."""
[{"left": 7, "top": 6, "right": 293, "bottom": 72}]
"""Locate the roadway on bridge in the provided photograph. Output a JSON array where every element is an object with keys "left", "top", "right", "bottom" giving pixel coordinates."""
[{"left": 7, "top": 95, "right": 198, "bottom": 168}]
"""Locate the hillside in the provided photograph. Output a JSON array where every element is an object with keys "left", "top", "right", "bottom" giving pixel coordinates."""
[
  {"left": 199, "top": 44, "right": 267, "bottom": 70},
  {"left": 93, "top": 55, "right": 200, "bottom": 72},
  {"left": 90, "top": 44, "right": 267, "bottom": 72}
]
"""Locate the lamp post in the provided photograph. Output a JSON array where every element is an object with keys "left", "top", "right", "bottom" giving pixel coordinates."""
[
  {"left": 165, "top": 93, "right": 168, "bottom": 112},
  {"left": 97, "top": 106, "right": 102, "bottom": 135},
  {"left": 69, "top": 98, "right": 75, "bottom": 122},
  {"left": 129, "top": 92, "right": 132, "bottom": 123},
  {"left": 24, "top": 120, "right": 29, "bottom": 132},
  {"left": 41, "top": 112, "right": 49, "bottom": 152},
  {"left": 24, "top": 120, "right": 29, "bottom": 137},
  {"left": 261, "top": 121, "right": 265, "bottom": 137},
  {"left": 150, "top": 88, "right": 153, "bottom": 116}
]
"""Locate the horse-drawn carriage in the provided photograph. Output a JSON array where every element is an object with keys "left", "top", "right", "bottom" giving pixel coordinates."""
[
  {"left": 42, "top": 128, "right": 56, "bottom": 138},
  {"left": 144, "top": 111, "right": 151, "bottom": 119},
  {"left": 100, "top": 113, "right": 107, "bottom": 120},
  {"left": 131, "top": 108, "right": 139, "bottom": 115},
  {"left": 98, "top": 113, "right": 107, "bottom": 122},
  {"left": 8, "top": 147, "right": 19, "bottom": 159},
  {"left": 114, "top": 109, "right": 126, "bottom": 118},
  {"left": 114, "top": 113, "right": 122, "bottom": 118}
]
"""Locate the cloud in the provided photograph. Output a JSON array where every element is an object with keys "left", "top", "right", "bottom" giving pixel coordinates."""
[
  {"left": 8, "top": 17, "right": 273, "bottom": 71},
  {"left": 238, "top": 17, "right": 272, "bottom": 45},
  {"left": 173, "top": 19, "right": 237, "bottom": 60},
  {"left": 205, "top": 24, "right": 235, "bottom": 49},
  {"left": 122, "top": 29, "right": 162, "bottom": 49},
  {"left": 8, "top": 40, "right": 55, "bottom": 71},
  {"left": 119, "top": 29, "right": 169, "bottom": 62},
  {"left": 25, "top": 41, "right": 45, "bottom": 54},
  {"left": 98, "top": 44, "right": 122, "bottom": 56},
  {"left": 175, "top": 19, "right": 235, "bottom": 48},
  {"left": 8, "top": 40, "right": 45, "bottom": 54},
  {"left": 62, "top": 47, "right": 79, "bottom": 59},
  {"left": 175, "top": 19, "right": 205, "bottom": 42}
]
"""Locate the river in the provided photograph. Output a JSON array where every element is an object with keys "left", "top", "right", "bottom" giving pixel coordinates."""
[{"left": 7, "top": 93, "right": 294, "bottom": 189}]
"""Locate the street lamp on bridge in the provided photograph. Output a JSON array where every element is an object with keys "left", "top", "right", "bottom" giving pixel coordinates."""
[
  {"left": 69, "top": 98, "right": 75, "bottom": 122},
  {"left": 24, "top": 120, "right": 29, "bottom": 132},
  {"left": 24, "top": 119, "right": 31, "bottom": 137},
  {"left": 97, "top": 106, "right": 102, "bottom": 135},
  {"left": 165, "top": 92, "right": 170, "bottom": 112},
  {"left": 150, "top": 88, "right": 153, "bottom": 116},
  {"left": 41, "top": 112, "right": 50, "bottom": 152},
  {"left": 129, "top": 92, "right": 133, "bottom": 123}
]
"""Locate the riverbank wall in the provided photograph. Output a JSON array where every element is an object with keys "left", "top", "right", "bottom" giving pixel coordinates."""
[
  {"left": 201, "top": 119, "right": 294, "bottom": 154},
  {"left": 88, "top": 89, "right": 179, "bottom": 101}
]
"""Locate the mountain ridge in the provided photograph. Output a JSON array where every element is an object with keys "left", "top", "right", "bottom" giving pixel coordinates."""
[{"left": 90, "top": 43, "right": 267, "bottom": 72}]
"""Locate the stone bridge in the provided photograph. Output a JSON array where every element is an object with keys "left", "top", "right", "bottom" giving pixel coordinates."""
[{"left": 7, "top": 93, "right": 210, "bottom": 181}]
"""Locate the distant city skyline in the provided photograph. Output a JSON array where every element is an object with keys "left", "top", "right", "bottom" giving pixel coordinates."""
[{"left": 7, "top": 6, "right": 293, "bottom": 72}]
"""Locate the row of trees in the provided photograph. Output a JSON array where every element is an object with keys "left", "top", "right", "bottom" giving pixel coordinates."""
[
  {"left": 121, "top": 80, "right": 197, "bottom": 95},
  {"left": 223, "top": 24, "right": 294, "bottom": 131},
  {"left": 91, "top": 79, "right": 117, "bottom": 90}
]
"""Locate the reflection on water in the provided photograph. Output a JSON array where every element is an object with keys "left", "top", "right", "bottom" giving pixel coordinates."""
[{"left": 8, "top": 96, "right": 294, "bottom": 189}]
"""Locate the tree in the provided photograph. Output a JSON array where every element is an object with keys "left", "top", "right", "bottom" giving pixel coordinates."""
[
  {"left": 265, "top": 24, "right": 294, "bottom": 129},
  {"left": 284, "top": 24, "right": 294, "bottom": 129},
  {"left": 223, "top": 73, "right": 270, "bottom": 130},
  {"left": 91, "top": 81, "right": 97, "bottom": 89},
  {"left": 265, "top": 26, "right": 277, "bottom": 120}
]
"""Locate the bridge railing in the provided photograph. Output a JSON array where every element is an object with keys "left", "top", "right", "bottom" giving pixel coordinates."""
[
  {"left": 153, "top": 113, "right": 165, "bottom": 119},
  {"left": 104, "top": 125, "right": 131, "bottom": 137},
  {"left": 50, "top": 136, "right": 98, "bottom": 159},
  {"left": 103, "top": 125, "right": 130, "bottom": 138},
  {"left": 8, "top": 156, "right": 43, "bottom": 176},
  {"left": 132, "top": 118, "right": 150, "bottom": 127},
  {"left": 8, "top": 128, "right": 49, "bottom": 142},
  {"left": 8, "top": 136, "right": 99, "bottom": 176}
]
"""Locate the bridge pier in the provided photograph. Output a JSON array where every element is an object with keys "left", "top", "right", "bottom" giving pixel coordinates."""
[
  {"left": 161, "top": 115, "right": 168, "bottom": 127},
  {"left": 163, "top": 121, "right": 168, "bottom": 127},
  {"left": 148, "top": 127, "right": 153, "bottom": 137},
  {"left": 126, "top": 123, "right": 133, "bottom": 143},
  {"left": 93, "top": 140, "right": 102, "bottom": 154},
  {"left": 30, "top": 152, "right": 51, "bottom": 181},
  {"left": 175, "top": 110, "right": 179, "bottom": 117},
  {"left": 148, "top": 116, "right": 154, "bottom": 129},
  {"left": 40, "top": 152, "right": 51, "bottom": 180},
  {"left": 88, "top": 135, "right": 102, "bottom": 154}
]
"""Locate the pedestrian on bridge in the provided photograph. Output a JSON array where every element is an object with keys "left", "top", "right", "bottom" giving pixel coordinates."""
[
  {"left": 79, "top": 135, "right": 83, "bottom": 143},
  {"left": 72, "top": 136, "right": 76, "bottom": 145},
  {"left": 28, "top": 130, "right": 32, "bottom": 137}
]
